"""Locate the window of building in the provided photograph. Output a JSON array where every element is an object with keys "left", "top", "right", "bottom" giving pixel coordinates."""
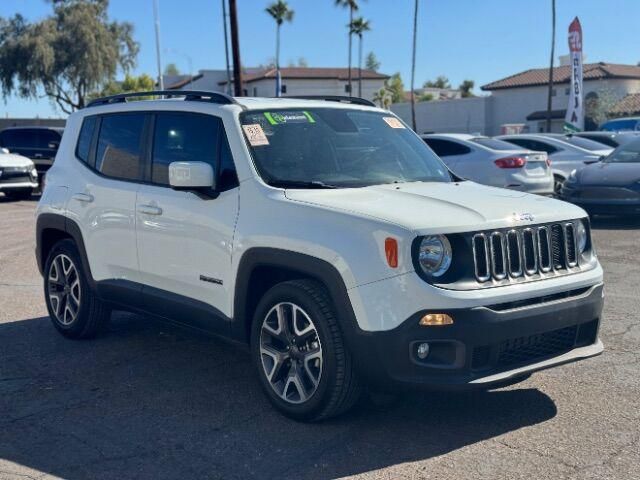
[
  {"left": 344, "top": 84, "right": 351, "bottom": 93},
  {"left": 280, "top": 84, "right": 287, "bottom": 94},
  {"left": 95, "top": 113, "right": 146, "bottom": 181}
]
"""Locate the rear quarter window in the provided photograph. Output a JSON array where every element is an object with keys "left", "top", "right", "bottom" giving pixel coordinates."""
[{"left": 75, "top": 117, "right": 97, "bottom": 164}]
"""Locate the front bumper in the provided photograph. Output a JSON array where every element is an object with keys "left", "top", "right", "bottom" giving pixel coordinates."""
[{"left": 350, "top": 283, "right": 604, "bottom": 390}]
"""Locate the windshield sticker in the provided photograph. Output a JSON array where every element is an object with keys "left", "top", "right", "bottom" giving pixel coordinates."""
[
  {"left": 243, "top": 124, "right": 269, "bottom": 146},
  {"left": 264, "top": 111, "right": 315, "bottom": 125},
  {"left": 383, "top": 117, "right": 406, "bottom": 129}
]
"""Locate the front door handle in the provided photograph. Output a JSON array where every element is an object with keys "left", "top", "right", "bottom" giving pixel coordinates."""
[
  {"left": 72, "top": 193, "right": 94, "bottom": 203},
  {"left": 138, "top": 204, "right": 163, "bottom": 216}
]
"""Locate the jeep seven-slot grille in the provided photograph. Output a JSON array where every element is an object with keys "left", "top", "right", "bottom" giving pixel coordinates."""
[{"left": 472, "top": 223, "right": 579, "bottom": 283}]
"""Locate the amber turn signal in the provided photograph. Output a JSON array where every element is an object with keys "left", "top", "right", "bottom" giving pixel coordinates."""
[
  {"left": 385, "top": 237, "right": 398, "bottom": 268},
  {"left": 419, "top": 313, "right": 454, "bottom": 326}
]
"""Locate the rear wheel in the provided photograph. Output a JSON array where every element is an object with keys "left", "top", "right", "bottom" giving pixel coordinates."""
[
  {"left": 251, "top": 279, "right": 362, "bottom": 421},
  {"left": 44, "top": 239, "right": 111, "bottom": 339}
]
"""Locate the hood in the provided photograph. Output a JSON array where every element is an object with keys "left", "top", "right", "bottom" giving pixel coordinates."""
[
  {"left": 0, "top": 153, "right": 34, "bottom": 169},
  {"left": 285, "top": 181, "right": 586, "bottom": 234},
  {"left": 576, "top": 162, "right": 640, "bottom": 187}
]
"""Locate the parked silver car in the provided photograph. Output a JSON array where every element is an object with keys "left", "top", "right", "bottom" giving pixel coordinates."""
[
  {"left": 421, "top": 134, "right": 553, "bottom": 195},
  {"left": 496, "top": 133, "right": 613, "bottom": 192}
]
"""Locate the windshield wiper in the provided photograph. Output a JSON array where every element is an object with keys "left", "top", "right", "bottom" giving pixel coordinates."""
[{"left": 268, "top": 180, "right": 339, "bottom": 189}]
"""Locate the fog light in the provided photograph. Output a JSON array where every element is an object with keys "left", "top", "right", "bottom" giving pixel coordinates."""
[
  {"left": 419, "top": 313, "right": 454, "bottom": 326},
  {"left": 416, "top": 342, "right": 430, "bottom": 359}
]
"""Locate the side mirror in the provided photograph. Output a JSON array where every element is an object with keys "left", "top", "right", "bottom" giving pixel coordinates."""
[
  {"left": 169, "top": 161, "right": 216, "bottom": 192},
  {"left": 0, "top": 147, "right": 9, "bottom": 154}
]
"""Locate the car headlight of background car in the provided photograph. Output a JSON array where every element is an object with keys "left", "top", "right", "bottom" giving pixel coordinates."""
[{"left": 417, "top": 235, "right": 452, "bottom": 278}]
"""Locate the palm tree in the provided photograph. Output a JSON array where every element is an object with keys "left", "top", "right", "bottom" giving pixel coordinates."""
[
  {"left": 349, "top": 17, "right": 371, "bottom": 97},
  {"left": 335, "top": 0, "right": 360, "bottom": 95},
  {"left": 266, "top": 0, "right": 294, "bottom": 97},
  {"left": 410, "top": 0, "right": 419, "bottom": 131}
]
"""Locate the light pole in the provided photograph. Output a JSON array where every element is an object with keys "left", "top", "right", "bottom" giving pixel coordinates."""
[
  {"left": 222, "top": 0, "right": 232, "bottom": 95},
  {"left": 153, "top": 0, "right": 164, "bottom": 90}
]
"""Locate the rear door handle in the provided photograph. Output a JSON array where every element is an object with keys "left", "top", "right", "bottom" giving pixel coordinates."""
[
  {"left": 72, "top": 193, "right": 94, "bottom": 203},
  {"left": 137, "top": 204, "right": 163, "bottom": 216}
]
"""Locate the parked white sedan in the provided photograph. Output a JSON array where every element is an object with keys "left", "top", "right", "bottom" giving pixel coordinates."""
[
  {"left": 0, "top": 148, "right": 39, "bottom": 200},
  {"left": 496, "top": 133, "right": 613, "bottom": 193},
  {"left": 421, "top": 134, "right": 553, "bottom": 195}
]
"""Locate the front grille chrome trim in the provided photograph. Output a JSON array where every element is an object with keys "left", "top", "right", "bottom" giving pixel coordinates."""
[{"left": 471, "top": 221, "right": 585, "bottom": 284}]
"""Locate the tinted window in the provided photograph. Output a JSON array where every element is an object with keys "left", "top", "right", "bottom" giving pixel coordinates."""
[
  {"left": 37, "top": 130, "right": 61, "bottom": 149},
  {"left": 152, "top": 112, "right": 221, "bottom": 186},
  {"left": 604, "top": 138, "right": 640, "bottom": 163},
  {"left": 0, "top": 129, "right": 36, "bottom": 148},
  {"left": 503, "top": 138, "right": 558, "bottom": 154},
  {"left": 96, "top": 114, "right": 146, "bottom": 181},
  {"left": 76, "top": 117, "right": 97, "bottom": 164},
  {"left": 578, "top": 134, "right": 618, "bottom": 148},
  {"left": 219, "top": 134, "right": 239, "bottom": 190},
  {"left": 423, "top": 138, "right": 471, "bottom": 156},
  {"left": 562, "top": 136, "right": 610, "bottom": 151},
  {"left": 471, "top": 137, "right": 520, "bottom": 151}
]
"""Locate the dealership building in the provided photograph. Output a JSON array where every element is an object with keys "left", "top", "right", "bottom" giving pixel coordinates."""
[{"left": 392, "top": 62, "right": 640, "bottom": 135}]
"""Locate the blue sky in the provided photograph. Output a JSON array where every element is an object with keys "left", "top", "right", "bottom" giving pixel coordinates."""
[{"left": 1, "top": 0, "right": 639, "bottom": 118}]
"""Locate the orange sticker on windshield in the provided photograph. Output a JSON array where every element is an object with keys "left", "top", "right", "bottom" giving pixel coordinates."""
[
  {"left": 243, "top": 124, "right": 269, "bottom": 146},
  {"left": 383, "top": 117, "right": 405, "bottom": 129}
]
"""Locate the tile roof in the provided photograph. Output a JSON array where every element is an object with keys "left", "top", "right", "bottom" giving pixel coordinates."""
[
  {"left": 166, "top": 74, "right": 204, "bottom": 89},
  {"left": 219, "top": 67, "right": 389, "bottom": 85},
  {"left": 481, "top": 62, "right": 640, "bottom": 91},
  {"left": 609, "top": 93, "right": 640, "bottom": 116}
]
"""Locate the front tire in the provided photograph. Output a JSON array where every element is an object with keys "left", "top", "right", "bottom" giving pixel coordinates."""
[
  {"left": 44, "top": 239, "right": 111, "bottom": 339},
  {"left": 251, "top": 280, "right": 362, "bottom": 422}
]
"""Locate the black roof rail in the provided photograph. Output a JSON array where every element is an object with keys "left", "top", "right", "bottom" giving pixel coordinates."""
[
  {"left": 285, "top": 95, "right": 376, "bottom": 107},
  {"left": 85, "top": 90, "right": 240, "bottom": 108}
]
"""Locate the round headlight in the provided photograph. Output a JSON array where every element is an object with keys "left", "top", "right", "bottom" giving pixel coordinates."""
[
  {"left": 418, "top": 235, "right": 452, "bottom": 277},
  {"left": 576, "top": 220, "right": 588, "bottom": 254}
]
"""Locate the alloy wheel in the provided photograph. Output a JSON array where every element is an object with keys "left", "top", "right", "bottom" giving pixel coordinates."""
[
  {"left": 259, "top": 302, "right": 323, "bottom": 404},
  {"left": 48, "top": 254, "right": 81, "bottom": 326}
]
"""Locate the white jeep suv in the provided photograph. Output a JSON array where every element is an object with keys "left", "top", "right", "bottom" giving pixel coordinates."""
[{"left": 36, "top": 91, "right": 604, "bottom": 421}]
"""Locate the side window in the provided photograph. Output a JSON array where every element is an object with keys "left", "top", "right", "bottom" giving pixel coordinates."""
[
  {"left": 96, "top": 113, "right": 146, "bottom": 181},
  {"left": 76, "top": 117, "right": 97, "bottom": 164},
  {"left": 423, "top": 138, "right": 470, "bottom": 157},
  {"left": 152, "top": 112, "right": 220, "bottom": 186},
  {"left": 528, "top": 140, "right": 558, "bottom": 154},
  {"left": 218, "top": 132, "right": 239, "bottom": 191}
]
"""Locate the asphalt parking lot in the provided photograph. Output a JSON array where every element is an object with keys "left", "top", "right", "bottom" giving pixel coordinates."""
[{"left": 0, "top": 195, "right": 639, "bottom": 480}]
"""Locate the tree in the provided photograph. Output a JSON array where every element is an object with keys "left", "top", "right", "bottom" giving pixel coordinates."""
[
  {"left": 335, "top": 0, "right": 361, "bottom": 95},
  {"left": 372, "top": 87, "right": 392, "bottom": 109},
  {"left": 386, "top": 73, "right": 404, "bottom": 104},
  {"left": 164, "top": 63, "right": 180, "bottom": 76},
  {"left": 423, "top": 76, "right": 451, "bottom": 89},
  {"left": 365, "top": 51, "right": 380, "bottom": 71},
  {"left": 91, "top": 73, "right": 155, "bottom": 100},
  {"left": 459, "top": 79, "right": 475, "bottom": 97},
  {"left": 348, "top": 16, "right": 370, "bottom": 97},
  {"left": 418, "top": 93, "right": 433, "bottom": 102},
  {"left": 266, "top": 0, "right": 294, "bottom": 97},
  {"left": 0, "top": 0, "right": 138, "bottom": 113}
]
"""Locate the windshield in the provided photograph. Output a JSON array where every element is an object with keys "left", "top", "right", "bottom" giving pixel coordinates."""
[
  {"left": 605, "top": 138, "right": 640, "bottom": 163},
  {"left": 563, "top": 136, "right": 611, "bottom": 151},
  {"left": 240, "top": 108, "right": 452, "bottom": 188},
  {"left": 471, "top": 137, "right": 522, "bottom": 151}
]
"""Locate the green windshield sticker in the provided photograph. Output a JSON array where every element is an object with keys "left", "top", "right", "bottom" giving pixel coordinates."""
[{"left": 263, "top": 111, "right": 315, "bottom": 125}]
